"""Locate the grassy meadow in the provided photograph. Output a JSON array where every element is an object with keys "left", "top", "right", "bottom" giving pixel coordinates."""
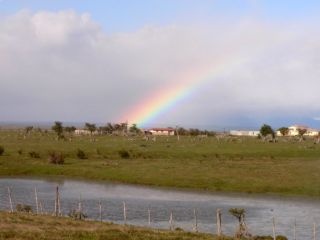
[{"left": 1, "top": 129, "right": 320, "bottom": 196}]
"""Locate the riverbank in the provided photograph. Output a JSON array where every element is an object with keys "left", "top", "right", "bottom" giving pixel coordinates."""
[
  {"left": 0, "top": 211, "right": 221, "bottom": 240},
  {"left": 1, "top": 130, "right": 320, "bottom": 197}
]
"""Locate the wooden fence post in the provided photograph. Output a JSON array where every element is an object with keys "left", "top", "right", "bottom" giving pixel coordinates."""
[
  {"left": 193, "top": 208, "right": 198, "bottom": 232},
  {"left": 293, "top": 219, "right": 296, "bottom": 240},
  {"left": 169, "top": 211, "right": 173, "bottom": 230},
  {"left": 148, "top": 208, "right": 151, "bottom": 226},
  {"left": 54, "top": 186, "right": 60, "bottom": 217},
  {"left": 78, "top": 194, "right": 82, "bottom": 220},
  {"left": 34, "top": 187, "right": 39, "bottom": 214},
  {"left": 123, "top": 201, "right": 127, "bottom": 224},
  {"left": 272, "top": 217, "right": 276, "bottom": 240},
  {"left": 216, "top": 208, "right": 222, "bottom": 236},
  {"left": 7, "top": 187, "right": 13, "bottom": 213},
  {"left": 99, "top": 200, "right": 102, "bottom": 222}
]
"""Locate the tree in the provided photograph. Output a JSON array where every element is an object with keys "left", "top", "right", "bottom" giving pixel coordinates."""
[
  {"left": 64, "top": 126, "right": 76, "bottom": 134},
  {"left": 129, "top": 124, "right": 141, "bottom": 134},
  {"left": 260, "top": 124, "right": 275, "bottom": 140},
  {"left": 52, "top": 121, "right": 64, "bottom": 140},
  {"left": 278, "top": 127, "right": 289, "bottom": 136},
  {"left": 85, "top": 123, "right": 96, "bottom": 135},
  {"left": 229, "top": 208, "right": 250, "bottom": 238},
  {"left": 298, "top": 128, "right": 307, "bottom": 141},
  {"left": 25, "top": 126, "right": 33, "bottom": 135}
]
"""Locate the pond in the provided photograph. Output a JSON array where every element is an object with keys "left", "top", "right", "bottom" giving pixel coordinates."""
[{"left": 0, "top": 178, "right": 319, "bottom": 239}]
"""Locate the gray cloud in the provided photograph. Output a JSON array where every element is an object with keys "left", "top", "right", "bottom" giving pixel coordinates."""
[{"left": 1, "top": 10, "right": 320, "bottom": 127}]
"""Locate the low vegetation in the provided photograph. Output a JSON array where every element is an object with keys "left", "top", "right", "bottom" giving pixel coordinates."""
[
  {"left": 0, "top": 211, "right": 287, "bottom": 240},
  {"left": 0, "top": 211, "right": 224, "bottom": 240},
  {"left": 1, "top": 128, "right": 320, "bottom": 196},
  {"left": 48, "top": 151, "right": 65, "bottom": 165},
  {"left": 0, "top": 145, "right": 4, "bottom": 156}
]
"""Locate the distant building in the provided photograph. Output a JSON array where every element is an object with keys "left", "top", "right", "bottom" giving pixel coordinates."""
[
  {"left": 146, "top": 128, "right": 175, "bottom": 136},
  {"left": 75, "top": 129, "right": 98, "bottom": 135},
  {"left": 229, "top": 130, "right": 260, "bottom": 137},
  {"left": 276, "top": 125, "right": 319, "bottom": 136}
]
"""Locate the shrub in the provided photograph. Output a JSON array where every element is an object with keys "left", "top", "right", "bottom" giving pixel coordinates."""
[
  {"left": 77, "top": 149, "right": 87, "bottom": 159},
  {"left": 0, "top": 146, "right": 4, "bottom": 156},
  {"left": 48, "top": 152, "right": 65, "bottom": 165},
  {"left": 118, "top": 149, "right": 130, "bottom": 159},
  {"left": 28, "top": 151, "right": 40, "bottom": 158},
  {"left": 68, "top": 209, "right": 87, "bottom": 220},
  {"left": 17, "top": 149, "right": 23, "bottom": 155},
  {"left": 16, "top": 204, "right": 32, "bottom": 213}
]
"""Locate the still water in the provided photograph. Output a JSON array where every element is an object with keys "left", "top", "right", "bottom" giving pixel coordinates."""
[{"left": 0, "top": 178, "right": 319, "bottom": 239}]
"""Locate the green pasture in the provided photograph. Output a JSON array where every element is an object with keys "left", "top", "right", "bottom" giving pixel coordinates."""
[{"left": 0, "top": 129, "right": 320, "bottom": 196}]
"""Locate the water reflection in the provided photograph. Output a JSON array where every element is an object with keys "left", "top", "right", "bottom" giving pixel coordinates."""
[{"left": 0, "top": 178, "right": 319, "bottom": 239}]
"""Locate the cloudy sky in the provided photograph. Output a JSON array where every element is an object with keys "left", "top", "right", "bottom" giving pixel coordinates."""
[{"left": 1, "top": 0, "right": 320, "bottom": 129}]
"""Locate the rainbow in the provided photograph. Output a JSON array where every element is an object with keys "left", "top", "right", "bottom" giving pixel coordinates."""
[{"left": 120, "top": 59, "right": 241, "bottom": 128}]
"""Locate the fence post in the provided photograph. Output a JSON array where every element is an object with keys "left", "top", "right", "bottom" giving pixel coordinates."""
[
  {"left": 78, "top": 194, "right": 82, "bottom": 220},
  {"left": 54, "top": 186, "right": 60, "bottom": 216},
  {"left": 216, "top": 208, "right": 222, "bottom": 236},
  {"left": 293, "top": 219, "right": 296, "bottom": 240},
  {"left": 272, "top": 217, "right": 276, "bottom": 240},
  {"left": 39, "top": 201, "right": 43, "bottom": 215},
  {"left": 123, "top": 201, "right": 127, "bottom": 224},
  {"left": 7, "top": 187, "right": 13, "bottom": 213},
  {"left": 99, "top": 200, "right": 102, "bottom": 222},
  {"left": 193, "top": 208, "right": 198, "bottom": 232},
  {"left": 169, "top": 211, "right": 173, "bottom": 230},
  {"left": 34, "top": 187, "right": 39, "bottom": 214},
  {"left": 148, "top": 208, "right": 151, "bottom": 226}
]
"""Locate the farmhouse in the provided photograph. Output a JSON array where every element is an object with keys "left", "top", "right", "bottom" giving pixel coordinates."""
[
  {"left": 229, "top": 130, "right": 260, "bottom": 137},
  {"left": 276, "top": 125, "right": 319, "bottom": 136},
  {"left": 146, "top": 128, "right": 175, "bottom": 136},
  {"left": 288, "top": 125, "right": 318, "bottom": 136},
  {"left": 75, "top": 129, "right": 99, "bottom": 135}
]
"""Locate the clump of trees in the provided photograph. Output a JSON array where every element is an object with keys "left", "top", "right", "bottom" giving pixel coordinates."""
[
  {"left": 260, "top": 124, "right": 275, "bottom": 142},
  {"left": 85, "top": 123, "right": 96, "bottom": 135},
  {"left": 176, "top": 127, "right": 216, "bottom": 136},
  {"left": 278, "top": 127, "right": 289, "bottom": 136},
  {"left": 98, "top": 122, "right": 128, "bottom": 135},
  {"left": 52, "top": 121, "right": 64, "bottom": 140}
]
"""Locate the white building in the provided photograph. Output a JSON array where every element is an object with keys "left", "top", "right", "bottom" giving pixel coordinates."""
[
  {"left": 75, "top": 129, "right": 99, "bottom": 135},
  {"left": 229, "top": 130, "right": 260, "bottom": 137},
  {"left": 277, "top": 125, "right": 319, "bottom": 136},
  {"left": 146, "top": 128, "right": 175, "bottom": 136}
]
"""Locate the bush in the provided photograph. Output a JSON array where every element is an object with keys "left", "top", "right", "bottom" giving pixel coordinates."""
[
  {"left": 17, "top": 149, "right": 23, "bottom": 155},
  {"left": 48, "top": 152, "right": 65, "bottom": 165},
  {"left": 77, "top": 149, "right": 87, "bottom": 159},
  {"left": 68, "top": 209, "right": 87, "bottom": 220},
  {"left": 28, "top": 151, "right": 40, "bottom": 158},
  {"left": 16, "top": 204, "right": 32, "bottom": 213},
  {"left": 0, "top": 146, "right": 4, "bottom": 156},
  {"left": 118, "top": 149, "right": 130, "bottom": 159}
]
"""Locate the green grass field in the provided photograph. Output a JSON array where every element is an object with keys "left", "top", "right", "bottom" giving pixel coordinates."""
[{"left": 1, "top": 129, "right": 320, "bottom": 196}]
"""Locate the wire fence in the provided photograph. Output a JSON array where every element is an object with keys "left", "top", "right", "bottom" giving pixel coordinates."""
[{"left": 0, "top": 185, "right": 319, "bottom": 240}]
